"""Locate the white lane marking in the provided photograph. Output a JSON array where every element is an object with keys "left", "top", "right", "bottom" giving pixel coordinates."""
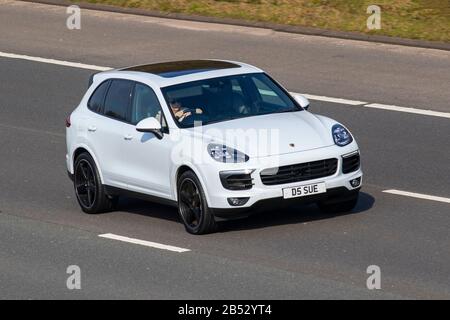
[
  {"left": 1, "top": 51, "right": 449, "bottom": 120},
  {"left": 365, "top": 103, "right": 450, "bottom": 119},
  {"left": 0, "top": 123, "right": 64, "bottom": 137},
  {"left": 383, "top": 189, "right": 450, "bottom": 204},
  {"left": 0, "top": 51, "right": 112, "bottom": 71},
  {"left": 295, "top": 92, "right": 450, "bottom": 119},
  {"left": 99, "top": 233, "right": 191, "bottom": 253},
  {"left": 300, "top": 93, "right": 367, "bottom": 105}
]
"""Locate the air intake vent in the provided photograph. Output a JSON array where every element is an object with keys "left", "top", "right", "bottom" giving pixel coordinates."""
[
  {"left": 342, "top": 152, "right": 360, "bottom": 174},
  {"left": 260, "top": 158, "right": 338, "bottom": 186},
  {"left": 220, "top": 171, "right": 254, "bottom": 190}
]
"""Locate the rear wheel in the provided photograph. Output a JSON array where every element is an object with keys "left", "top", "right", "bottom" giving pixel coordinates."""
[
  {"left": 74, "top": 152, "right": 117, "bottom": 214},
  {"left": 177, "top": 171, "right": 217, "bottom": 235},
  {"left": 317, "top": 191, "right": 359, "bottom": 214}
]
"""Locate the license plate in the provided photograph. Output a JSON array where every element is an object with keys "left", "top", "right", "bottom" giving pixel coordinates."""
[{"left": 283, "top": 182, "right": 326, "bottom": 199}]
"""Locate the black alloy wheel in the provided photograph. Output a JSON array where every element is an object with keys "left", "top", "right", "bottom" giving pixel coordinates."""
[
  {"left": 75, "top": 159, "right": 97, "bottom": 209},
  {"left": 73, "top": 152, "right": 117, "bottom": 214},
  {"left": 178, "top": 171, "right": 217, "bottom": 235}
]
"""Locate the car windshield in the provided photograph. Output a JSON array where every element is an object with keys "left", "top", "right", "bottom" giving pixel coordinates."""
[{"left": 161, "top": 73, "right": 302, "bottom": 128}]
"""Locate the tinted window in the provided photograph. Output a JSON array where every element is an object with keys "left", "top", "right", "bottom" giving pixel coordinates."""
[
  {"left": 104, "top": 80, "right": 134, "bottom": 122},
  {"left": 131, "top": 83, "right": 163, "bottom": 125},
  {"left": 161, "top": 73, "right": 300, "bottom": 128},
  {"left": 88, "top": 80, "right": 110, "bottom": 112},
  {"left": 252, "top": 77, "right": 289, "bottom": 107}
]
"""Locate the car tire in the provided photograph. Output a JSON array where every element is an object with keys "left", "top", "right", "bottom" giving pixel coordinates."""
[
  {"left": 317, "top": 191, "right": 359, "bottom": 214},
  {"left": 74, "top": 152, "right": 117, "bottom": 214},
  {"left": 177, "top": 170, "right": 217, "bottom": 235}
]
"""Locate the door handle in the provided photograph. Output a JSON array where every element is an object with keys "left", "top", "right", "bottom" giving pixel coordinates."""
[
  {"left": 87, "top": 126, "right": 97, "bottom": 132},
  {"left": 124, "top": 134, "right": 133, "bottom": 141}
]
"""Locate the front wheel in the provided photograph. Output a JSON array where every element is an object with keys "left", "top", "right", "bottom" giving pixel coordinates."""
[
  {"left": 317, "top": 191, "right": 359, "bottom": 214},
  {"left": 177, "top": 171, "right": 217, "bottom": 235}
]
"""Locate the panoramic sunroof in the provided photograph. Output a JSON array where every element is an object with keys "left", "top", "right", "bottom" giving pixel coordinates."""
[{"left": 123, "top": 60, "right": 241, "bottom": 78}]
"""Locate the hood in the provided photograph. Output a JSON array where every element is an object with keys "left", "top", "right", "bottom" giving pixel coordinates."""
[{"left": 188, "top": 111, "right": 335, "bottom": 158}]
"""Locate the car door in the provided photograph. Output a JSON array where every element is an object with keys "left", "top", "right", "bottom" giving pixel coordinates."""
[
  {"left": 121, "top": 82, "right": 173, "bottom": 199},
  {"left": 87, "top": 79, "right": 134, "bottom": 189}
]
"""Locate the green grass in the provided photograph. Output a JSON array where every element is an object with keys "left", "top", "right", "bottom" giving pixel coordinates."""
[{"left": 73, "top": 0, "right": 450, "bottom": 42}]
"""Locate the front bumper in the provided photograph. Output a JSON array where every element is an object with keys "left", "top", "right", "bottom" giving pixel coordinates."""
[
  {"left": 198, "top": 144, "right": 362, "bottom": 214},
  {"left": 211, "top": 186, "right": 360, "bottom": 219}
]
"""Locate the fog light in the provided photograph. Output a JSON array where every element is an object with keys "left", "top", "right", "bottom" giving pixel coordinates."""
[
  {"left": 227, "top": 197, "right": 250, "bottom": 207},
  {"left": 350, "top": 177, "right": 361, "bottom": 188}
]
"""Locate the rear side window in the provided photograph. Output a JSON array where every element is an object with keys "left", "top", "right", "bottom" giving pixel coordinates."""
[
  {"left": 103, "top": 80, "right": 134, "bottom": 122},
  {"left": 87, "top": 80, "right": 110, "bottom": 113}
]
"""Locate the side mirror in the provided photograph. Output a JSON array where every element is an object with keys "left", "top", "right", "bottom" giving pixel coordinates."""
[
  {"left": 291, "top": 93, "right": 310, "bottom": 110},
  {"left": 136, "top": 117, "right": 163, "bottom": 139}
]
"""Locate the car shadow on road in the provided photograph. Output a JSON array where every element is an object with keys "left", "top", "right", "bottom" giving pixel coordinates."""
[
  {"left": 116, "top": 197, "right": 180, "bottom": 222},
  {"left": 115, "top": 192, "right": 375, "bottom": 232},
  {"left": 219, "top": 192, "right": 375, "bottom": 232}
]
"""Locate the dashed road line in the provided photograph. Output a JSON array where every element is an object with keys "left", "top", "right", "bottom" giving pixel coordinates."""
[
  {"left": 99, "top": 233, "right": 191, "bottom": 253},
  {"left": 383, "top": 189, "right": 450, "bottom": 204}
]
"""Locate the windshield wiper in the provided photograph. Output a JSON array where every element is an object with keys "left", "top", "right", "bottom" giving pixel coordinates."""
[{"left": 260, "top": 108, "right": 301, "bottom": 115}]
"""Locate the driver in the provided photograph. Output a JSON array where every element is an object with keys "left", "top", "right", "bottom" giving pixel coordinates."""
[{"left": 170, "top": 100, "right": 203, "bottom": 122}]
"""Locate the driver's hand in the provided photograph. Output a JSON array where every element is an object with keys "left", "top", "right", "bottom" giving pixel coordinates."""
[
  {"left": 178, "top": 111, "right": 192, "bottom": 122},
  {"left": 174, "top": 110, "right": 185, "bottom": 118}
]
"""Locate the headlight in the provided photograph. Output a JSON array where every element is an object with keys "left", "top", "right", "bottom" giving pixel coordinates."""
[
  {"left": 332, "top": 124, "right": 353, "bottom": 147},
  {"left": 207, "top": 144, "right": 249, "bottom": 163}
]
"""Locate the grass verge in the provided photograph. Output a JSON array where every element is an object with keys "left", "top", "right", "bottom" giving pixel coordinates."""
[{"left": 72, "top": 0, "right": 450, "bottom": 42}]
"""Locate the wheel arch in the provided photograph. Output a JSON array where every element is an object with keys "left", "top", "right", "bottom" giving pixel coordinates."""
[
  {"left": 72, "top": 145, "right": 105, "bottom": 184},
  {"left": 173, "top": 164, "right": 211, "bottom": 204}
]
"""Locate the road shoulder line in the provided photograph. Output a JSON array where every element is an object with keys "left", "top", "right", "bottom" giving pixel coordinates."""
[
  {"left": 364, "top": 103, "right": 450, "bottom": 119},
  {"left": 301, "top": 94, "right": 367, "bottom": 106},
  {"left": 0, "top": 51, "right": 111, "bottom": 71},
  {"left": 2, "top": 51, "right": 450, "bottom": 120}
]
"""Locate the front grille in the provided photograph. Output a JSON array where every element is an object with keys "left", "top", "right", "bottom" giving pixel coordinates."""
[
  {"left": 220, "top": 172, "right": 254, "bottom": 190},
  {"left": 342, "top": 152, "right": 360, "bottom": 174},
  {"left": 260, "top": 158, "right": 338, "bottom": 186}
]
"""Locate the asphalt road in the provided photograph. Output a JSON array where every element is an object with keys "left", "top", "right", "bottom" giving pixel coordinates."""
[{"left": 0, "top": 1, "right": 449, "bottom": 299}]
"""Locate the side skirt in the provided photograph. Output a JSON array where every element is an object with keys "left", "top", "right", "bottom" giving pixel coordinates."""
[{"left": 104, "top": 185, "right": 178, "bottom": 208}]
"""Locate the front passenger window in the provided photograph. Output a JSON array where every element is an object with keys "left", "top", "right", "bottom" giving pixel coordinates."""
[{"left": 132, "top": 83, "right": 165, "bottom": 126}]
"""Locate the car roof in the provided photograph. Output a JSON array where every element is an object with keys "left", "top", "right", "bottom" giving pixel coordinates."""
[
  {"left": 94, "top": 60, "right": 264, "bottom": 88},
  {"left": 122, "top": 60, "right": 242, "bottom": 78}
]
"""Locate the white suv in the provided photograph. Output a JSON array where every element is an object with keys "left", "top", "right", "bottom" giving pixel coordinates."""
[{"left": 66, "top": 60, "right": 362, "bottom": 234}]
